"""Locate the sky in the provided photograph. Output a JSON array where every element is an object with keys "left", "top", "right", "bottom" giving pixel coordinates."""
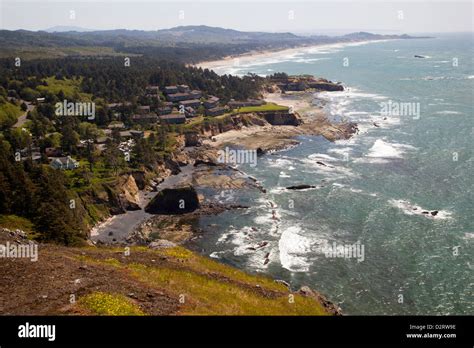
[{"left": 0, "top": 0, "right": 472, "bottom": 34}]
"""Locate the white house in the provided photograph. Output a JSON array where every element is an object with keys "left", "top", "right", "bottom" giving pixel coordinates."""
[{"left": 50, "top": 156, "right": 79, "bottom": 170}]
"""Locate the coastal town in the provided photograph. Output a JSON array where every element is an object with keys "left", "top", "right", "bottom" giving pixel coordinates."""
[{"left": 9, "top": 74, "right": 348, "bottom": 172}]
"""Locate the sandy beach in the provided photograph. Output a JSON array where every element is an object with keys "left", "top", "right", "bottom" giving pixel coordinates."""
[{"left": 195, "top": 40, "right": 387, "bottom": 73}]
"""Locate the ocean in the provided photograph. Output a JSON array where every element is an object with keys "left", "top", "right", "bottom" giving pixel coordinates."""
[{"left": 190, "top": 33, "right": 474, "bottom": 315}]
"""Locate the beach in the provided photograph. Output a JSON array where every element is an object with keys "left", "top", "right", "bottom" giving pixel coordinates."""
[{"left": 196, "top": 40, "right": 388, "bottom": 74}]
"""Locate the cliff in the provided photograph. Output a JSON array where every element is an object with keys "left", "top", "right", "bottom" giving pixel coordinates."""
[{"left": 0, "top": 227, "right": 337, "bottom": 316}]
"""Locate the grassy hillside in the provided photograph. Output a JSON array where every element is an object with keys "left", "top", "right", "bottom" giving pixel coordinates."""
[{"left": 0, "top": 228, "right": 331, "bottom": 315}]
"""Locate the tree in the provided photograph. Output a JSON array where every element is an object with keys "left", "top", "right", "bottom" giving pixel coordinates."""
[{"left": 60, "top": 123, "right": 79, "bottom": 154}]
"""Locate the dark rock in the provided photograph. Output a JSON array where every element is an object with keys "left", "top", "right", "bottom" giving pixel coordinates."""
[
  {"left": 286, "top": 184, "right": 316, "bottom": 190},
  {"left": 431, "top": 210, "right": 439, "bottom": 216},
  {"left": 262, "top": 111, "right": 302, "bottom": 126},
  {"left": 275, "top": 279, "right": 291, "bottom": 289},
  {"left": 298, "top": 286, "right": 342, "bottom": 316},
  {"left": 145, "top": 185, "right": 200, "bottom": 214}
]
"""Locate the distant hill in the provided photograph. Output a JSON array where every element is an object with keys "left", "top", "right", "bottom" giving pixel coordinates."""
[
  {"left": 44, "top": 26, "right": 96, "bottom": 33},
  {"left": 0, "top": 25, "right": 426, "bottom": 61}
]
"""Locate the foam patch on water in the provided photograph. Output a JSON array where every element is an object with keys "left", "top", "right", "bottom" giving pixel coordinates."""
[
  {"left": 462, "top": 232, "right": 474, "bottom": 240},
  {"left": 358, "top": 139, "right": 416, "bottom": 163},
  {"left": 308, "top": 153, "right": 340, "bottom": 162},
  {"left": 278, "top": 225, "right": 312, "bottom": 272},
  {"left": 435, "top": 110, "right": 462, "bottom": 115},
  {"left": 389, "top": 199, "right": 453, "bottom": 220},
  {"left": 266, "top": 158, "right": 293, "bottom": 168}
]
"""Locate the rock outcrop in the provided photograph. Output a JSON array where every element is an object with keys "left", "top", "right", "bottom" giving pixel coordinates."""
[
  {"left": 298, "top": 286, "right": 342, "bottom": 316},
  {"left": 262, "top": 111, "right": 302, "bottom": 126},
  {"left": 145, "top": 185, "right": 200, "bottom": 214},
  {"left": 286, "top": 184, "right": 316, "bottom": 190}
]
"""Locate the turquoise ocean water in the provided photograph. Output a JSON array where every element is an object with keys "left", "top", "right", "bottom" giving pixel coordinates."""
[{"left": 191, "top": 33, "right": 473, "bottom": 314}]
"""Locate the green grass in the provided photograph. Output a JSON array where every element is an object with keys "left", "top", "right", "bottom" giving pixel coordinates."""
[
  {"left": 78, "top": 292, "right": 144, "bottom": 315},
  {"left": 76, "top": 246, "right": 329, "bottom": 316},
  {"left": 235, "top": 103, "right": 289, "bottom": 113},
  {"left": 0, "top": 214, "right": 35, "bottom": 234}
]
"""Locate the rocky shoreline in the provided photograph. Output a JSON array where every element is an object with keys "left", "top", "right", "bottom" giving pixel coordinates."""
[{"left": 89, "top": 87, "right": 356, "bottom": 315}]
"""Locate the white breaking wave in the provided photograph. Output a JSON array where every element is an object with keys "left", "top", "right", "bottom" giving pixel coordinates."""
[
  {"left": 389, "top": 199, "right": 453, "bottom": 220},
  {"left": 434, "top": 111, "right": 462, "bottom": 115},
  {"left": 366, "top": 139, "right": 416, "bottom": 159},
  {"left": 278, "top": 225, "right": 312, "bottom": 272}
]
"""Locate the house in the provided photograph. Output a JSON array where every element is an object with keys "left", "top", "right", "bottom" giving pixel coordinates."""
[
  {"left": 132, "top": 113, "right": 159, "bottom": 124},
  {"left": 107, "top": 121, "right": 125, "bottom": 129},
  {"left": 228, "top": 99, "right": 265, "bottom": 109},
  {"left": 107, "top": 102, "right": 132, "bottom": 109},
  {"left": 177, "top": 84, "right": 190, "bottom": 93},
  {"left": 190, "top": 90, "right": 202, "bottom": 99},
  {"left": 130, "top": 130, "right": 145, "bottom": 138},
  {"left": 184, "top": 106, "right": 196, "bottom": 118},
  {"left": 137, "top": 105, "right": 151, "bottom": 114},
  {"left": 95, "top": 136, "right": 110, "bottom": 144},
  {"left": 167, "top": 93, "right": 193, "bottom": 102},
  {"left": 205, "top": 106, "right": 227, "bottom": 117},
  {"left": 50, "top": 156, "right": 79, "bottom": 170},
  {"left": 179, "top": 99, "right": 201, "bottom": 109},
  {"left": 35, "top": 97, "right": 45, "bottom": 104},
  {"left": 146, "top": 85, "right": 160, "bottom": 94},
  {"left": 159, "top": 114, "right": 186, "bottom": 124},
  {"left": 164, "top": 86, "right": 178, "bottom": 94},
  {"left": 204, "top": 96, "right": 219, "bottom": 109},
  {"left": 119, "top": 131, "right": 133, "bottom": 139},
  {"left": 157, "top": 106, "right": 173, "bottom": 115}
]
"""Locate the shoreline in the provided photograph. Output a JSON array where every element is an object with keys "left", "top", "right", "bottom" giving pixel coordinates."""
[
  {"left": 195, "top": 39, "right": 391, "bottom": 72},
  {"left": 90, "top": 89, "right": 358, "bottom": 244}
]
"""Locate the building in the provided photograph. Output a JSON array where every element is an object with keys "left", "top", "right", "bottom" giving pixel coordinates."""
[
  {"left": 167, "top": 93, "right": 194, "bottom": 103},
  {"left": 107, "top": 122, "right": 125, "bottom": 129},
  {"left": 189, "top": 90, "right": 202, "bottom": 99},
  {"left": 184, "top": 106, "right": 196, "bottom": 118},
  {"left": 95, "top": 136, "right": 110, "bottom": 144},
  {"left": 146, "top": 85, "right": 160, "bottom": 94},
  {"left": 204, "top": 96, "right": 219, "bottom": 109},
  {"left": 107, "top": 102, "right": 132, "bottom": 109},
  {"left": 159, "top": 114, "right": 186, "bottom": 124},
  {"left": 137, "top": 105, "right": 151, "bottom": 115},
  {"left": 157, "top": 106, "right": 173, "bottom": 115},
  {"left": 164, "top": 86, "right": 178, "bottom": 94},
  {"left": 130, "top": 130, "right": 145, "bottom": 138},
  {"left": 177, "top": 84, "right": 190, "bottom": 93},
  {"left": 50, "top": 156, "right": 79, "bottom": 170},
  {"left": 228, "top": 99, "right": 265, "bottom": 109},
  {"left": 119, "top": 131, "right": 133, "bottom": 139},
  {"left": 179, "top": 99, "right": 201, "bottom": 109},
  {"left": 132, "top": 113, "right": 159, "bottom": 124},
  {"left": 205, "top": 106, "right": 227, "bottom": 117}
]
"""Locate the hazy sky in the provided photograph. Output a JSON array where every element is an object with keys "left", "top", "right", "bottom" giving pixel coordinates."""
[{"left": 0, "top": 0, "right": 472, "bottom": 34}]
